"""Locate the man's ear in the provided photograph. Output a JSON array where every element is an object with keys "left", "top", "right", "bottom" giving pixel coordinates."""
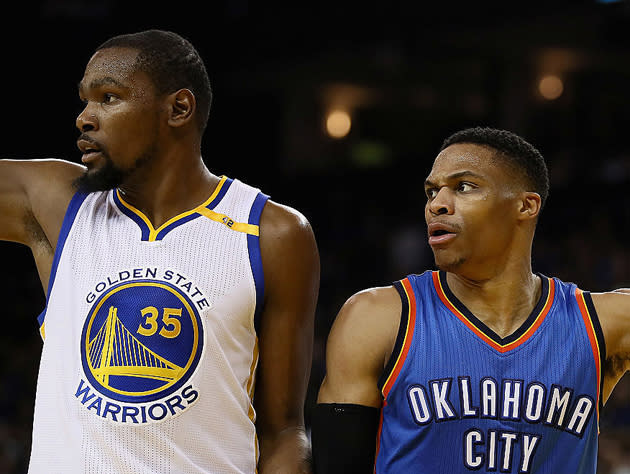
[
  {"left": 167, "top": 88, "right": 196, "bottom": 127},
  {"left": 517, "top": 191, "right": 542, "bottom": 221}
]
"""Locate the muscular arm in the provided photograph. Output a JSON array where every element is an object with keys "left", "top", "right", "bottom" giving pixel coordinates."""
[
  {"left": 591, "top": 290, "right": 630, "bottom": 403},
  {"left": 313, "top": 287, "right": 401, "bottom": 473},
  {"left": 318, "top": 288, "right": 401, "bottom": 407},
  {"left": 0, "top": 159, "right": 84, "bottom": 289},
  {"left": 255, "top": 200, "right": 320, "bottom": 473}
]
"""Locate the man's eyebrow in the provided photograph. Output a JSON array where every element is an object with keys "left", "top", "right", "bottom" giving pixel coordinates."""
[
  {"left": 78, "top": 77, "right": 126, "bottom": 93},
  {"left": 424, "top": 170, "right": 485, "bottom": 187}
]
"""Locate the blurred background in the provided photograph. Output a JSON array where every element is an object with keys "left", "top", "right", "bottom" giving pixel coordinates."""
[{"left": 1, "top": 0, "right": 630, "bottom": 472}]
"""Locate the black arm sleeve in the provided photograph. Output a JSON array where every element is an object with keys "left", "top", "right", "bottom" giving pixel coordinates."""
[{"left": 311, "top": 403, "right": 380, "bottom": 474}]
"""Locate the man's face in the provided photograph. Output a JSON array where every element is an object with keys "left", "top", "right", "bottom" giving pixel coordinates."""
[
  {"left": 424, "top": 143, "right": 523, "bottom": 275},
  {"left": 75, "top": 47, "right": 164, "bottom": 192}
]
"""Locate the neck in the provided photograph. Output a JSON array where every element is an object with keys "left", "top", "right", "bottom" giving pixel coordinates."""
[
  {"left": 445, "top": 260, "right": 541, "bottom": 339},
  {"left": 118, "top": 146, "right": 219, "bottom": 229}
]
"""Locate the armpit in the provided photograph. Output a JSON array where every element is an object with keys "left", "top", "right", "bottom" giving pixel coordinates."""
[
  {"left": 603, "top": 353, "right": 630, "bottom": 378},
  {"left": 24, "top": 209, "right": 53, "bottom": 255}
]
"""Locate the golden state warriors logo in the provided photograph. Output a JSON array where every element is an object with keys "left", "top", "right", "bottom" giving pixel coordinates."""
[{"left": 76, "top": 274, "right": 205, "bottom": 424}]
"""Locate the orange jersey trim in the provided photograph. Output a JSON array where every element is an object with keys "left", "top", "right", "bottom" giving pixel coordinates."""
[
  {"left": 374, "top": 399, "right": 387, "bottom": 472},
  {"left": 575, "top": 288, "right": 602, "bottom": 425},
  {"left": 381, "top": 278, "right": 417, "bottom": 399},
  {"left": 433, "top": 272, "right": 555, "bottom": 353}
]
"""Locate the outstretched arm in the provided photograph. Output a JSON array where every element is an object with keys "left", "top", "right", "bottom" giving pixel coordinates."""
[
  {"left": 591, "top": 290, "right": 630, "bottom": 403},
  {"left": 0, "top": 158, "right": 83, "bottom": 289},
  {"left": 255, "top": 200, "right": 320, "bottom": 473},
  {"left": 313, "top": 286, "right": 401, "bottom": 473}
]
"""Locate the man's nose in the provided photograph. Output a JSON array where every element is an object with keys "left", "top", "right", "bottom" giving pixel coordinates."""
[
  {"left": 428, "top": 188, "right": 453, "bottom": 215},
  {"left": 76, "top": 104, "right": 98, "bottom": 132}
]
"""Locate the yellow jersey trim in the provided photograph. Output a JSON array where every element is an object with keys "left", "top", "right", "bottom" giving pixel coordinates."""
[
  {"left": 197, "top": 207, "right": 260, "bottom": 236},
  {"left": 115, "top": 176, "right": 229, "bottom": 242}
]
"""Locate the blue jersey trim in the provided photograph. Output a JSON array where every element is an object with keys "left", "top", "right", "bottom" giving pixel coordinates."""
[
  {"left": 154, "top": 213, "right": 201, "bottom": 241},
  {"left": 37, "top": 191, "right": 89, "bottom": 328},
  {"left": 247, "top": 192, "right": 269, "bottom": 334},
  {"left": 112, "top": 177, "right": 234, "bottom": 242},
  {"left": 206, "top": 177, "right": 233, "bottom": 210},
  {"left": 112, "top": 190, "right": 151, "bottom": 241}
]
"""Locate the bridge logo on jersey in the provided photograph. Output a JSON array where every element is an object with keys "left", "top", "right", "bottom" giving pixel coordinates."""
[{"left": 77, "top": 276, "right": 205, "bottom": 424}]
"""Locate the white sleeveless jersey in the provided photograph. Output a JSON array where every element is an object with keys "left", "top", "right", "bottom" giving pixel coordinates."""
[{"left": 29, "top": 176, "right": 268, "bottom": 473}]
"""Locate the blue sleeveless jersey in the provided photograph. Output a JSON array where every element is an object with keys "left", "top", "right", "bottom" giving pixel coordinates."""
[{"left": 375, "top": 271, "right": 605, "bottom": 474}]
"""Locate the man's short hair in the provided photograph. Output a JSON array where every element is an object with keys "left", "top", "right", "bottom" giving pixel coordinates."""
[
  {"left": 97, "top": 29, "right": 212, "bottom": 135},
  {"left": 440, "top": 127, "right": 550, "bottom": 208}
]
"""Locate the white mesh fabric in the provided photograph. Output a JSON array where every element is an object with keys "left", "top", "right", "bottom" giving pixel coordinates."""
[{"left": 29, "top": 179, "right": 263, "bottom": 473}]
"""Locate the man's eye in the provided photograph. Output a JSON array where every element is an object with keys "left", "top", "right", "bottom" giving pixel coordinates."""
[
  {"left": 458, "top": 182, "right": 474, "bottom": 192},
  {"left": 426, "top": 188, "right": 437, "bottom": 199},
  {"left": 103, "top": 93, "right": 117, "bottom": 104}
]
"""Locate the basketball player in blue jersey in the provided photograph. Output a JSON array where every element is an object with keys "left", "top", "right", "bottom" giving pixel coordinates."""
[
  {"left": 312, "top": 127, "right": 630, "bottom": 473},
  {"left": 0, "top": 30, "right": 319, "bottom": 473}
]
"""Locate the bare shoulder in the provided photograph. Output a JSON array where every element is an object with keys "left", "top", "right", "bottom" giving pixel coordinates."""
[
  {"left": 329, "top": 286, "right": 402, "bottom": 352},
  {"left": 21, "top": 159, "right": 85, "bottom": 246},
  {"left": 318, "top": 286, "right": 402, "bottom": 406},
  {"left": 1, "top": 158, "right": 84, "bottom": 190},
  {"left": 258, "top": 199, "right": 319, "bottom": 290},
  {"left": 590, "top": 290, "right": 630, "bottom": 401},
  {"left": 0, "top": 158, "right": 85, "bottom": 247},
  {"left": 590, "top": 289, "right": 630, "bottom": 349},
  {"left": 259, "top": 199, "right": 313, "bottom": 241},
  {"left": 27, "top": 158, "right": 85, "bottom": 201}
]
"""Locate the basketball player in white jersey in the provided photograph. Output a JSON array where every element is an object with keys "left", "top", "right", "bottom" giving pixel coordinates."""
[{"left": 0, "top": 30, "right": 319, "bottom": 473}]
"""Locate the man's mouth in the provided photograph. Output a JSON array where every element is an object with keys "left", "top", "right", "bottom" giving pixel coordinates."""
[
  {"left": 428, "top": 224, "right": 457, "bottom": 246},
  {"left": 81, "top": 150, "right": 102, "bottom": 164},
  {"left": 77, "top": 138, "right": 104, "bottom": 164}
]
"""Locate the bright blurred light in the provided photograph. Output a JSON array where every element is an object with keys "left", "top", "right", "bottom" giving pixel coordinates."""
[
  {"left": 326, "top": 110, "right": 352, "bottom": 138},
  {"left": 539, "top": 75, "right": 564, "bottom": 100}
]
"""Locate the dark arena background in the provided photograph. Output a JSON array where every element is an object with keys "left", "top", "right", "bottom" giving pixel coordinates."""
[{"left": 1, "top": 1, "right": 629, "bottom": 472}]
